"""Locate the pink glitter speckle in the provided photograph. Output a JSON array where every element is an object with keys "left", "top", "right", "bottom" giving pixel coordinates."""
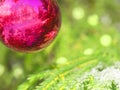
[{"left": 0, "top": 0, "right": 61, "bottom": 52}]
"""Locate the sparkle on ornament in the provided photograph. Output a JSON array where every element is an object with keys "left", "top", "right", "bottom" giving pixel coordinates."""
[{"left": 0, "top": 0, "right": 61, "bottom": 52}]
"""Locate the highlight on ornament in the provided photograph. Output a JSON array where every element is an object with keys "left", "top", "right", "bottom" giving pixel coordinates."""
[{"left": 0, "top": 0, "right": 61, "bottom": 52}]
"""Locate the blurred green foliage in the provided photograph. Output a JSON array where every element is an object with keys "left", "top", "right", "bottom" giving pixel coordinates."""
[{"left": 0, "top": 0, "right": 120, "bottom": 90}]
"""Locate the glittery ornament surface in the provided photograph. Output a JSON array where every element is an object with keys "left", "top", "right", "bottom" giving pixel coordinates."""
[{"left": 0, "top": 0, "right": 61, "bottom": 52}]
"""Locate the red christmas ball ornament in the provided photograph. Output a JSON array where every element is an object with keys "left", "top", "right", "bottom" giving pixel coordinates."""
[{"left": 0, "top": 0, "right": 61, "bottom": 52}]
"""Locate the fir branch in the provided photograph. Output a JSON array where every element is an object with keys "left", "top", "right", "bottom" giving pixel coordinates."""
[{"left": 17, "top": 55, "right": 98, "bottom": 90}]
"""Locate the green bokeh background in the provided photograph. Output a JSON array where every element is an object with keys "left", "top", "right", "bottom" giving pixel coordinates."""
[{"left": 0, "top": 0, "right": 120, "bottom": 90}]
